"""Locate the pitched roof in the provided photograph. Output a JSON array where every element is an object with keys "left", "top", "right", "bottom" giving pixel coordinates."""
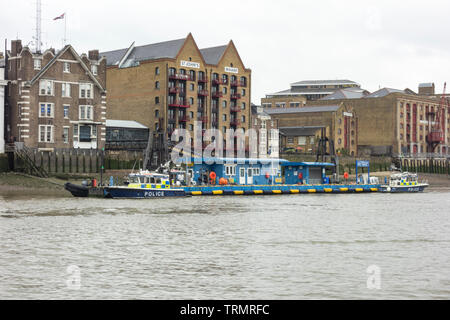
[
  {"left": 265, "top": 105, "right": 340, "bottom": 115},
  {"left": 28, "top": 45, "right": 105, "bottom": 91},
  {"left": 101, "top": 38, "right": 186, "bottom": 66},
  {"left": 321, "top": 88, "right": 369, "bottom": 100},
  {"left": 200, "top": 45, "right": 227, "bottom": 65},
  {"left": 106, "top": 119, "right": 148, "bottom": 129},
  {"left": 365, "top": 87, "right": 405, "bottom": 98}
]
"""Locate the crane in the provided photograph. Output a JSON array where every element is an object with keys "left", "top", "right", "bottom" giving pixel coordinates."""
[{"left": 426, "top": 82, "right": 446, "bottom": 153}]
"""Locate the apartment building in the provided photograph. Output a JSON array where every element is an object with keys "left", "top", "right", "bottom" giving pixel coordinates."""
[
  {"left": 261, "top": 79, "right": 364, "bottom": 109},
  {"left": 101, "top": 33, "right": 251, "bottom": 151},
  {"left": 251, "top": 104, "right": 279, "bottom": 158},
  {"left": 0, "top": 56, "right": 7, "bottom": 153},
  {"left": 5, "top": 40, "right": 107, "bottom": 150}
]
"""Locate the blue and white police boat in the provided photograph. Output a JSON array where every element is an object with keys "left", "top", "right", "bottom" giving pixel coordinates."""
[
  {"left": 103, "top": 170, "right": 186, "bottom": 199},
  {"left": 379, "top": 172, "right": 429, "bottom": 193}
]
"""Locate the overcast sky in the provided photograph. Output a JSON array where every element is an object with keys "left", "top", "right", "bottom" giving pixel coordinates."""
[{"left": 2, "top": 0, "right": 450, "bottom": 103}]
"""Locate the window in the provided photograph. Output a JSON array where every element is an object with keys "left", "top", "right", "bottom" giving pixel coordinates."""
[
  {"left": 39, "top": 103, "right": 54, "bottom": 118},
  {"left": 338, "top": 138, "right": 342, "bottom": 145},
  {"left": 189, "top": 124, "right": 193, "bottom": 131},
  {"left": 222, "top": 100, "right": 227, "bottom": 108},
  {"left": 155, "top": 96, "right": 160, "bottom": 104},
  {"left": 155, "top": 81, "right": 160, "bottom": 89},
  {"left": 34, "top": 59, "right": 41, "bottom": 70},
  {"left": 241, "top": 102, "right": 246, "bottom": 110},
  {"left": 63, "top": 127, "right": 69, "bottom": 144},
  {"left": 190, "top": 83, "right": 194, "bottom": 91},
  {"left": 253, "top": 168, "right": 260, "bottom": 176},
  {"left": 73, "top": 125, "right": 79, "bottom": 141},
  {"left": 38, "top": 125, "right": 53, "bottom": 143},
  {"left": 79, "top": 125, "right": 91, "bottom": 142},
  {"left": 63, "top": 62, "right": 70, "bottom": 73},
  {"left": 155, "top": 67, "right": 160, "bottom": 75},
  {"left": 91, "top": 65, "right": 98, "bottom": 75},
  {"left": 62, "top": 83, "right": 71, "bottom": 97},
  {"left": 241, "top": 115, "right": 245, "bottom": 123},
  {"left": 287, "top": 137, "right": 294, "bottom": 144},
  {"left": 155, "top": 110, "right": 159, "bottom": 118},
  {"left": 241, "top": 89, "right": 246, "bottom": 96},
  {"left": 298, "top": 136, "right": 306, "bottom": 145},
  {"left": 222, "top": 87, "right": 227, "bottom": 95},
  {"left": 92, "top": 126, "right": 97, "bottom": 138},
  {"left": 39, "top": 80, "right": 54, "bottom": 96},
  {"left": 63, "top": 105, "right": 70, "bottom": 118},
  {"left": 189, "top": 97, "right": 194, "bottom": 105},
  {"left": 225, "top": 165, "right": 236, "bottom": 176},
  {"left": 222, "top": 114, "right": 227, "bottom": 121},
  {"left": 79, "top": 105, "right": 93, "bottom": 120},
  {"left": 79, "top": 83, "right": 93, "bottom": 99}
]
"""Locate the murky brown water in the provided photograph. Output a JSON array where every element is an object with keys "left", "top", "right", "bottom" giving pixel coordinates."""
[{"left": 1, "top": 190, "right": 450, "bottom": 299}]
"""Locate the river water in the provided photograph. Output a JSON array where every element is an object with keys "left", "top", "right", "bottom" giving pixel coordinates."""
[{"left": 1, "top": 189, "right": 450, "bottom": 299}]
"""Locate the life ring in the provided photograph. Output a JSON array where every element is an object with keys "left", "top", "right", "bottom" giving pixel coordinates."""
[
  {"left": 265, "top": 173, "right": 270, "bottom": 179},
  {"left": 298, "top": 172, "right": 303, "bottom": 179},
  {"left": 343, "top": 172, "right": 349, "bottom": 179},
  {"left": 209, "top": 171, "right": 216, "bottom": 180}
]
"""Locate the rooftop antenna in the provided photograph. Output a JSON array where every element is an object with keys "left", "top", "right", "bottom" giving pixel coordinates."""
[{"left": 35, "top": 0, "right": 42, "bottom": 52}]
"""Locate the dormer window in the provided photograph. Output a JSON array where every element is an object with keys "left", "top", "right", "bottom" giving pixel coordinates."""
[
  {"left": 34, "top": 59, "right": 41, "bottom": 70},
  {"left": 63, "top": 62, "right": 70, "bottom": 73},
  {"left": 91, "top": 64, "right": 98, "bottom": 75}
]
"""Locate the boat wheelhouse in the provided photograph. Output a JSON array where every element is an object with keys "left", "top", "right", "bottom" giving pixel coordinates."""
[{"left": 380, "top": 172, "right": 429, "bottom": 193}]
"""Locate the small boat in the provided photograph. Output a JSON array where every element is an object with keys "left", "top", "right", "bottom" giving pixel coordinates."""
[
  {"left": 103, "top": 170, "right": 186, "bottom": 199},
  {"left": 64, "top": 182, "right": 89, "bottom": 197},
  {"left": 379, "top": 172, "right": 429, "bottom": 193}
]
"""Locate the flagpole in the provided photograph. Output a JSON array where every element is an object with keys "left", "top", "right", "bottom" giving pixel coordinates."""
[{"left": 64, "top": 13, "right": 67, "bottom": 46}]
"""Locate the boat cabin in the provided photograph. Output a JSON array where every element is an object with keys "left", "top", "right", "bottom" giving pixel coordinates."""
[
  {"left": 126, "top": 171, "right": 171, "bottom": 188},
  {"left": 281, "top": 162, "right": 335, "bottom": 184},
  {"left": 187, "top": 157, "right": 288, "bottom": 185}
]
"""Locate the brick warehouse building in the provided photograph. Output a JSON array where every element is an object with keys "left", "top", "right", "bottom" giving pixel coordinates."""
[
  {"left": 310, "top": 87, "right": 449, "bottom": 156},
  {"left": 101, "top": 33, "right": 251, "bottom": 152},
  {"left": 5, "top": 40, "right": 107, "bottom": 150}
]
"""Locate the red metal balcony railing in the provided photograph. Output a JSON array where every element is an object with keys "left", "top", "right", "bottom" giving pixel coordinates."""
[
  {"left": 230, "top": 119, "right": 241, "bottom": 126},
  {"left": 230, "top": 106, "right": 241, "bottom": 112},
  {"left": 230, "top": 93, "right": 241, "bottom": 100},
  {"left": 230, "top": 79, "right": 246, "bottom": 87},
  {"left": 198, "top": 89, "right": 209, "bottom": 97},
  {"left": 168, "top": 102, "right": 191, "bottom": 108},
  {"left": 179, "top": 115, "right": 190, "bottom": 122},
  {"left": 212, "top": 92, "right": 223, "bottom": 99},
  {"left": 168, "top": 87, "right": 178, "bottom": 94},
  {"left": 169, "top": 73, "right": 194, "bottom": 81},
  {"left": 212, "top": 78, "right": 228, "bottom": 85},
  {"left": 198, "top": 76, "right": 208, "bottom": 83}
]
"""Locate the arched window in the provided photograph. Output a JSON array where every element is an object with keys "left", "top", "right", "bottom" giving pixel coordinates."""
[
  {"left": 155, "top": 67, "right": 160, "bottom": 75},
  {"left": 155, "top": 81, "right": 160, "bottom": 89}
]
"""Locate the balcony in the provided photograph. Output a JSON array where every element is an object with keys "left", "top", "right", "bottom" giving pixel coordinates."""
[
  {"left": 211, "top": 106, "right": 218, "bottom": 113},
  {"left": 198, "top": 89, "right": 209, "bottom": 97},
  {"left": 198, "top": 76, "right": 208, "bottom": 83},
  {"left": 230, "top": 93, "right": 241, "bottom": 100},
  {"left": 230, "top": 79, "right": 246, "bottom": 87},
  {"left": 197, "top": 106, "right": 205, "bottom": 113},
  {"left": 212, "top": 92, "right": 223, "bottom": 99},
  {"left": 179, "top": 115, "right": 190, "bottom": 122},
  {"left": 230, "top": 106, "right": 241, "bottom": 112},
  {"left": 230, "top": 119, "right": 241, "bottom": 126},
  {"left": 168, "top": 118, "right": 176, "bottom": 124},
  {"left": 168, "top": 102, "right": 190, "bottom": 108},
  {"left": 212, "top": 78, "right": 228, "bottom": 85},
  {"left": 169, "top": 73, "right": 193, "bottom": 81}
]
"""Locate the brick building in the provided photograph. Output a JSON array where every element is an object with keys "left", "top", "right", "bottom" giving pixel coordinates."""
[
  {"left": 261, "top": 79, "right": 365, "bottom": 109},
  {"left": 101, "top": 33, "right": 251, "bottom": 152},
  {"left": 265, "top": 104, "right": 358, "bottom": 156},
  {"left": 310, "top": 87, "right": 449, "bottom": 156},
  {"left": 5, "top": 40, "right": 107, "bottom": 150}
]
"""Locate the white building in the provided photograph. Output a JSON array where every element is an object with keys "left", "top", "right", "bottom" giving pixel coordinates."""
[{"left": 0, "top": 58, "right": 7, "bottom": 153}]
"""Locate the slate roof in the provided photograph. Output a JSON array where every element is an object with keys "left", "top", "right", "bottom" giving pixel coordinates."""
[
  {"left": 200, "top": 45, "right": 227, "bottom": 65},
  {"left": 101, "top": 38, "right": 186, "bottom": 66},
  {"left": 321, "top": 88, "right": 369, "bottom": 100},
  {"left": 365, "top": 87, "right": 405, "bottom": 98}
]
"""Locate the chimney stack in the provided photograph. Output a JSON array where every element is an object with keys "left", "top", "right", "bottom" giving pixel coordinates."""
[
  {"left": 88, "top": 50, "right": 99, "bottom": 60},
  {"left": 11, "top": 40, "right": 22, "bottom": 56}
]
